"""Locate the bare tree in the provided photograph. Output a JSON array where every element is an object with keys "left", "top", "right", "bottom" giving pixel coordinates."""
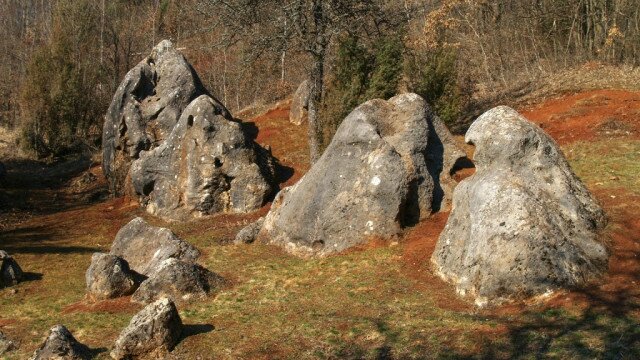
[{"left": 194, "top": 0, "right": 396, "bottom": 163}]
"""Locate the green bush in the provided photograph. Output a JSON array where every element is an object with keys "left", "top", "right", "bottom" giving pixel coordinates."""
[
  {"left": 320, "top": 35, "right": 403, "bottom": 148},
  {"left": 19, "top": 0, "right": 104, "bottom": 157},
  {"left": 405, "top": 47, "right": 472, "bottom": 131}
]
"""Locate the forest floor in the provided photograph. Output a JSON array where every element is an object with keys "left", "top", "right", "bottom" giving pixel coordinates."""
[{"left": 1, "top": 89, "right": 639, "bottom": 359}]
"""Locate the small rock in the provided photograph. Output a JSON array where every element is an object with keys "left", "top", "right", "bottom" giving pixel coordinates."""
[
  {"left": 110, "top": 217, "right": 200, "bottom": 275},
  {"left": 0, "top": 331, "right": 17, "bottom": 355},
  {"left": 289, "top": 80, "right": 310, "bottom": 125},
  {"left": 0, "top": 250, "right": 23, "bottom": 287},
  {"left": 86, "top": 253, "right": 140, "bottom": 300},
  {"left": 234, "top": 218, "right": 265, "bottom": 244},
  {"left": 132, "top": 258, "right": 225, "bottom": 304},
  {"left": 111, "top": 298, "right": 182, "bottom": 360},
  {"left": 30, "top": 325, "right": 91, "bottom": 360}
]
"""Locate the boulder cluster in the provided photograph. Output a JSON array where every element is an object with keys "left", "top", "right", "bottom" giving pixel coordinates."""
[
  {"left": 86, "top": 217, "right": 225, "bottom": 304},
  {"left": 22, "top": 39, "right": 613, "bottom": 358},
  {"left": 75, "top": 217, "right": 220, "bottom": 358},
  {"left": 30, "top": 298, "right": 183, "bottom": 360},
  {"left": 102, "top": 40, "right": 277, "bottom": 220}
]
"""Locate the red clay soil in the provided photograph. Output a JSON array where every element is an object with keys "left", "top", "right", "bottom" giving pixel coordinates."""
[
  {"left": 400, "top": 212, "right": 472, "bottom": 312},
  {"left": 521, "top": 89, "right": 640, "bottom": 145},
  {"left": 62, "top": 296, "right": 141, "bottom": 315}
]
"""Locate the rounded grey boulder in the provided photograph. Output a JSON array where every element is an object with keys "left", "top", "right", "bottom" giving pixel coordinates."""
[
  {"left": 85, "top": 253, "right": 139, "bottom": 300},
  {"left": 110, "top": 217, "right": 200, "bottom": 276},
  {"left": 431, "top": 106, "right": 608, "bottom": 306},
  {"left": 256, "top": 93, "right": 465, "bottom": 256},
  {"left": 132, "top": 258, "right": 226, "bottom": 304},
  {"left": 111, "top": 297, "right": 182, "bottom": 360},
  {"left": 30, "top": 325, "right": 91, "bottom": 360},
  {"left": 0, "top": 250, "right": 23, "bottom": 287},
  {"left": 289, "top": 80, "right": 310, "bottom": 125}
]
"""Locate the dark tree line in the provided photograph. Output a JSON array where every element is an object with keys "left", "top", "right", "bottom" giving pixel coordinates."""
[{"left": 1, "top": 0, "right": 640, "bottom": 159}]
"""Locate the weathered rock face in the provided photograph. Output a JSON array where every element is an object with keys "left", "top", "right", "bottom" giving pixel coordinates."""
[
  {"left": 110, "top": 217, "right": 200, "bottom": 276},
  {"left": 102, "top": 40, "right": 227, "bottom": 194},
  {"left": 103, "top": 40, "right": 277, "bottom": 220},
  {"left": 129, "top": 95, "right": 277, "bottom": 220},
  {"left": 256, "top": 93, "right": 465, "bottom": 256},
  {"left": 85, "top": 253, "right": 139, "bottom": 300},
  {"left": 289, "top": 80, "right": 310, "bottom": 125},
  {"left": 0, "top": 250, "right": 23, "bottom": 287},
  {"left": 111, "top": 298, "right": 182, "bottom": 360},
  {"left": 132, "top": 258, "right": 225, "bottom": 304},
  {"left": 30, "top": 325, "right": 91, "bottom": 360},
  {"left": 431, "top": 106, "right": 608, "bottom": 306}
]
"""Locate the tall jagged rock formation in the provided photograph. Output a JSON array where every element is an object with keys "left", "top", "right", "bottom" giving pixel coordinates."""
[{"left": 102, "top": 40, "right": 277, "bottom": 219}]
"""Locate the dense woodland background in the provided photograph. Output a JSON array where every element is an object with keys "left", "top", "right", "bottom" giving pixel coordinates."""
[{"left": 1, "top": 0, "right": 639, "bottom": 158}]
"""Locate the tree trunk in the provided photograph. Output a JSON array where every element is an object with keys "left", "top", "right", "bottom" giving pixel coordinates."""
[{"left": 307, "top": 53, "right": 324, "bottom": 164}]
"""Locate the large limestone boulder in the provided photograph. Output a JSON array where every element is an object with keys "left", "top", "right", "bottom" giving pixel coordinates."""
[
  {"left": 102, "top": 40, "right": 277, "bottom": 220},
  {"left": 110, "top": 217, "right": 200, "bottom": 276},
  {"left": 111, "top": 297, "right": 182, "bottom": 360},
  {"left": 132, "top": 258, "right": 225, "bottom": 304},
  {"left": 289, "top": 80, "right": 310, "bottom": 125},
  {"left": 129, "top": 95, "right": 277, "bottom": 220},
  {"left": 30, "top": 325, "right": 91, "bottom": 360},
  {"left": 85, "top": 253, "right": 139, "bottom": 300},
  {"left": 255, "top": 93, "right": 465, "bottom": 256},
  {"left": 102, "top": 40, "right": 229, "bottom": 195},
  {"left": 0, "top": 250, "right": 23, "bottom": 287},
  {"left": 431, "top": 106, "right": 608, "bottom": 306}
]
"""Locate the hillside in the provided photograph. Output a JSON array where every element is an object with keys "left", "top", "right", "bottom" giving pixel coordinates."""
[{"left": 0, "top": 88, "right": 639, "bottom": 359}]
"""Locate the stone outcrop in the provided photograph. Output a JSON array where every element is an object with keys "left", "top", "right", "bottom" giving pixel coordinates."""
[
  {"left": 111, "top": 298, "right": 182, "bottom": 360},
  {"left": 30, "top": 325, "right": 91, "bottom": 360},
  {"left": 254, "top": 93, "right": 466, "bottom": 257},
  {"left": 0, "top": 250, "right": 23, "bottom": 287},
  {"left": 102, "top": 40, "right": 277, "bottom": 219},
  {"left": 132, "top": 258, "right": 225, "bottom": 304},
  {"left": 129, "top": 95, "right": 277, "bottom": 220},
  {"left": 289, "top": 80, "right": 310, "bottom": 125},
  {"left": 85, "top": 253, "right": 139, "bottom": 299},
  {"left": 102, "top": 40, "right": 226, "bottom": 194},
  {"left": 110, "top": 217, "right": 200, "bottom": 276},
  {"left": 431, "top": 106, "right": 608, "bottom": 306}
]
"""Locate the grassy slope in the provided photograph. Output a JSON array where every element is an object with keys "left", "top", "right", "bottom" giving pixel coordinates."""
[{"left": 1, "top": 93, "right": 640, "bottom": 359}]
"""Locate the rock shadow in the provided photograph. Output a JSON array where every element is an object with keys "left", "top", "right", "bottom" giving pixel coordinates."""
[{"left": 177, "top": 323, "right": 215, "bottom": 346}]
